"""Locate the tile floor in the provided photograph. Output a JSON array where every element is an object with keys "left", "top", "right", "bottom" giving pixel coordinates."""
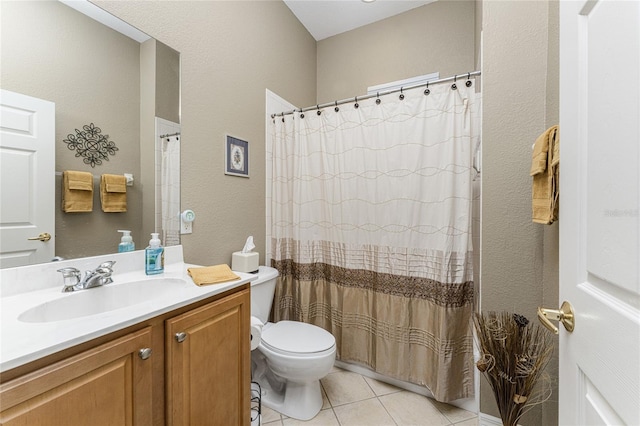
[{"left": 260, "top": 367, "right": 478, "bottom": 426}]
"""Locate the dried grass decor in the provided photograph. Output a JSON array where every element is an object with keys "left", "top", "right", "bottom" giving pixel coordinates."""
[{"left": 473, "top": 311, "right": 554, "bottom": 426}]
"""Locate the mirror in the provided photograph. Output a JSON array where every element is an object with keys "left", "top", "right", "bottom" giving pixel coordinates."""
[{"left": 0, "top": 1, "right": 180, "bottom": 266}]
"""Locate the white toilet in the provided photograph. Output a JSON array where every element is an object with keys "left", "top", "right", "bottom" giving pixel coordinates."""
[{"left": 250, "top": 266, "right": 336, "bottom": 421}]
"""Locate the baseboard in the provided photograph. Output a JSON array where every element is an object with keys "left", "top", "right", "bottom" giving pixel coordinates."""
[
  {"left": 479, "top": 412, "right": 524, "bottom": 426},
  {"left": 478, "top": 413, "right": 504, "bottom": 425}
]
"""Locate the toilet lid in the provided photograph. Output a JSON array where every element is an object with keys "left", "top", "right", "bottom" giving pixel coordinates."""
[{"left": 261, "top": 321, "right": 335, "bottom": 354}]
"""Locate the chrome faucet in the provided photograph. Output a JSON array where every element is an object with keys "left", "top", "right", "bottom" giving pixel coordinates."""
[{"left": 57, "top": 261, "right": 116, "bottom": 292}]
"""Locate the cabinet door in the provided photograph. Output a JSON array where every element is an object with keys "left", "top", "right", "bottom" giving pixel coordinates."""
[
  {"left": 166, "top": 289, "right": 250, "bottom": 426},
  {"left": 0, "top": 327, "right": 153, "bottom": 426}
]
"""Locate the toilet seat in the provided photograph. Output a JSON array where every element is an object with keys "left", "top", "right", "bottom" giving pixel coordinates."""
[{"left": 261, "top": 321, "right": 335, "bottom": 356}]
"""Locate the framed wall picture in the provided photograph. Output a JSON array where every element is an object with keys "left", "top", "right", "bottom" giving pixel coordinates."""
[{"left": 225, "top": 135, "right": 249, "bottom": 177}]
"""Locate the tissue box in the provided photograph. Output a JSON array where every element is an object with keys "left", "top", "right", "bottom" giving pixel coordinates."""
[{"left": 232, "top": 251, "right": 259, "bottom": 273}]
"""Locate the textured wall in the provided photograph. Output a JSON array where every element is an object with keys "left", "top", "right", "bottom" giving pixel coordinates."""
[
  {"left": 155, "top": 42, "right": 181, "bottom": 125},
  {"left": 481, "top": 1, "right": 558, "bottom": 424},
  {"left": 95, "top": 0, "right": 317, "bottom": 266},
  {"left": 542, "top": 2, "right": 560, "bottom": 424},
  {"left": 1, "top": 1, "right": 142, "bottom": 259},
  {"left": 316, "top": 1, "right": 476, "bottom": 103}
]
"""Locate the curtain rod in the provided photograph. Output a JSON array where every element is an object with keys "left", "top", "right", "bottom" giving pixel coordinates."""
[
  {"left": 159, "top": 132, "right": 181, "bottom": 139},
  {"left": 272, "top": 70, "right": 481, "bottom": 118}
]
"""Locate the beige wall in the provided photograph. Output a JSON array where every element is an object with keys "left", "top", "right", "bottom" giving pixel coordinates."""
[
  {"left": 542, "top": 2, "right": 560, "bottom": 425},
  {"left": 1, "top": 1, "right": 143, "bottom": 259},
  {"left": 95, "top": 0, "right": 317, "bottom": 266},
  {"left": 155, "top": 42, "right": 181, "bottom": 124},
  {"left": 316, "top": 1, "right": 476, "bottom": 103},
  {"left": 481, "top": 1, "right": 559, "bottom": 424}
]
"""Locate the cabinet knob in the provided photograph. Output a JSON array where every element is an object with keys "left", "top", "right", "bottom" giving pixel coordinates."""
[
  {"left": 175, "top": 332, "right": 187, "bottom": 343},
  {"left": 138, "top": 348, "right": 152, "bottom": 360}
]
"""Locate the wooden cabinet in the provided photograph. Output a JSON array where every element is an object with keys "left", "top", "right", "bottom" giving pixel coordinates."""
[
  {"left": 0, "top": 327, "right": 153, "bottom": 426},
  {"left": 166, "top": 288, "right": 250, "bottom": 426},
  {"left": 0, "top": 285, "right": 251, "bottom": 426}
]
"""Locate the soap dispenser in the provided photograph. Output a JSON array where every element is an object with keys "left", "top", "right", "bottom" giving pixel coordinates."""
[
  {"left": 117, "top": 230, "right": 135, "bottom": 252},
  {"left": 145, "top": 233, "right": 164, "bottom": 275}
]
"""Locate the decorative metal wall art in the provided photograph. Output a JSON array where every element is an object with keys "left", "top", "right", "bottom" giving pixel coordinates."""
[{"left": 63, "top": 123, "right": 118, "bottom": 167}]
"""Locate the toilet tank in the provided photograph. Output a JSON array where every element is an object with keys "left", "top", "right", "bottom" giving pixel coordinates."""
[{"left": 249, "top": 266, "right": 279, "bottom": 323}]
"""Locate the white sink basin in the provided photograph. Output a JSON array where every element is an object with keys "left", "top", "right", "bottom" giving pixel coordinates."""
[{"left": 18, "top": 278, "right": 187, "bottom": 323}]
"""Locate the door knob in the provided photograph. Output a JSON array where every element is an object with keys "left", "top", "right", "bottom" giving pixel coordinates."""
[
  {"left": 537, "top": 301, "right": 575, "bottom": 334},
  {"left": 28, "top": 232, "right": 52, "bottom": 242}
]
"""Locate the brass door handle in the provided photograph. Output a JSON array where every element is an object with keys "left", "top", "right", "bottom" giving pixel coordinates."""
[
  {"left": 27, "top": 232, "right": 52, "bottom": 242},
  {"left": 537, "top": 301, "right": 575, "bottom": 334}
]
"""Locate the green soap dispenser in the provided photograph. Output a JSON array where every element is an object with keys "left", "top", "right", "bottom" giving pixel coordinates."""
[
  {"left": 145, "top": 233, "right": 164, "bottom": 275},
  {"left": 117, "top": 230, "right": 135, "bottom": 252}
]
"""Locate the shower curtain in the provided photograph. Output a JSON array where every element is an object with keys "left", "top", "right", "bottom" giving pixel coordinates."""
[
  {"left": 270, "top": 78, "right": 480, "bottom": 402},
  {"left": 161, "top": 135, "right": 180, "bottom": 246}
]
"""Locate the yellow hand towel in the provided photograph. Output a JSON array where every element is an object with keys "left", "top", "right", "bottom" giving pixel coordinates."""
[
  {"left": 531, "top": 125, "right": 559, "bottom": 224},
  {"left": 62, "top": 170, "right": 94, "bottom": 212},
  {"left": 188, "top": 264, "right": 241, "bottom": 286},
  {"left": 100, "top": 174, "right": 127, "bottom": 212}
]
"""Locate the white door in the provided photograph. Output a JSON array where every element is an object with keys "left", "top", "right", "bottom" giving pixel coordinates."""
[
  {"left": 559, "top": 1, "right": 640, "bottom": 425},
  {"left": 0, "top": 90, "right": 55, "bottom": 268}
]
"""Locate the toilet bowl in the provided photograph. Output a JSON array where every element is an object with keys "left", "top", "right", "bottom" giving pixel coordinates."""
[{"left": 250, "top": 266, "right": 336, "bottom": 421}]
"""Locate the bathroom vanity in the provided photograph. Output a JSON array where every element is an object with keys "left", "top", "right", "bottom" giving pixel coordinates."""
[{"left": 0, "top": 247, "right": 252, "bottom": 425}]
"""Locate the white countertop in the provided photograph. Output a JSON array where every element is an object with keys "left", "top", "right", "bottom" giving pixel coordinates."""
[{"left": 0, "top": 246, "right": 254, "bottom": 372}]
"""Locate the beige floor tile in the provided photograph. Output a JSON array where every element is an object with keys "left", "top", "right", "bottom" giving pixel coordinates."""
[
  {"left": 282, "top": 408, "right": 339, "bottom": 425},
  {"left": 321, "top": 384, "right": 331, "bottom": 409},
  {"left": 321, "top": 370, "right": 375, "bottom": 406},
  {"left": 380, "top": 391, "right": 450, "bottom": 426},
  {"left": 333, "top": 398, "right": 396, "bottom": 426},
  {"left": 363, "top": 376, "right": 402, "bottom": 396},
  {"left": 452, "top": 418, "right": 478, "bottom": 426},
  {"left": 261, "top": 405, "right": 283, "bottom": 424},
  {"left": 430, "top": 400, "right": 477, "bottom": 424}
]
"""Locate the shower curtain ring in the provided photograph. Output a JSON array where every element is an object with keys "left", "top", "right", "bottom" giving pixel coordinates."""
[
  {"left": 317, "top": 104, "right": 321, "bottom": 116},
  {"left": 452, "top": 75, "right": 458, "bottom": 91},
  {"left": 466, "top": 72, "right": 473, "bottom": 87},
  {"left": 300, "top": 108, "right": 305, "bottom": 119},
  {"left": 376, "top": 92, "right": 381, "bottom": 105},
  {"left": 399, "top": 87, "right": 405, "bottom": 100},
  {"left": 334, "top": 101, "right": 339, "bottom": 112},
  {"left": 424, "top": 81, "right": 430, "bottom": 96},
  {"left": 354, "top": 96, "right": 359, "bottom": 109}
]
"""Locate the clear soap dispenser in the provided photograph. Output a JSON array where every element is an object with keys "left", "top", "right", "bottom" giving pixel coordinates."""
[
  {"left": 145, "top": 232, "right": 164, "bottom": 275},
  {"left": 117, "top": 230, "right": 135, "bottom": 252}
]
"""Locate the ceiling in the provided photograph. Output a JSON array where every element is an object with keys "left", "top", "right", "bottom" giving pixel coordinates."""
[{"left": 282, "top": 0, "right": 435, "bottom": 41}]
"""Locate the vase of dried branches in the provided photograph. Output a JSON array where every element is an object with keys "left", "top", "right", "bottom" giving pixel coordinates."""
[{"left": 473, "top": 311, "right": 554, "bottom": 426}]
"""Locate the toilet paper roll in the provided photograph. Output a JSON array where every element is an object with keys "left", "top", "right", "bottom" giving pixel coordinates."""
[{"left": 250, "top": 316, "right": 263, "bottom": 351}]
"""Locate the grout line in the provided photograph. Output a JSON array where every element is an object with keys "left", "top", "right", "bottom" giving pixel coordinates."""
[
  {"left": 263, "top": 369, "right": 479, "bottom": 426},
  {"left": 376, "top": 394, "right": 400, "bottom": 425}
]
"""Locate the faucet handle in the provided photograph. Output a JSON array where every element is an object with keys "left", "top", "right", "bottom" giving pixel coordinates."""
[
  {"left": 58, "top": 267, "right": 81, "bottom": 292},
  {"left": 97, "top": 261, "right": 116, "bottom": 270},
  {"left": 57, "top": 267, "right": 80, "bottom": 277}
]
